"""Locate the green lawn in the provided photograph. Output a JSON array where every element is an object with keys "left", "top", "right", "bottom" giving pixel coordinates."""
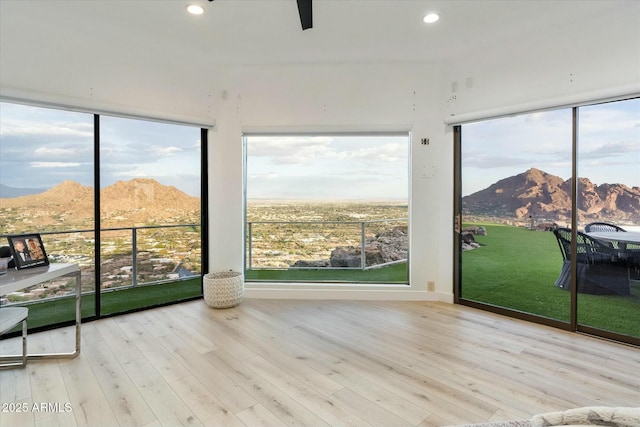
[
  {"left": 461, "top": 224, "right": 640, "bottom": 338},
  {"left": 8, "top": 278, "right": 202, "bottom": 331},
  {"left": 245, "top": 262, "right": 408, "bottom": 283}
]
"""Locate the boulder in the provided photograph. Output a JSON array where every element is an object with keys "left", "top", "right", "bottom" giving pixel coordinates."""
[
  {"left": 292, "top": 259, "right": 330, "bottom": 268},
  {"left": 329, "top": 246, "right": 385, "bottom": 267},
  {"left": 461, "top": 231, "right": 476, "bottom": 245},
  {"left": 460, "top": 228, "right": 483, "bottom": 251},
  {"left": 330, "top": 226, "right": 407, "bottom": 267},
  {"left": 462, "top": 225, "right": 487, "bottom": 235},
  {"left": 462, "top": 242, "right": 480, "bottom": 251},
  {"left": 292, "top": 225, "right": 408, "bottom": 268}
]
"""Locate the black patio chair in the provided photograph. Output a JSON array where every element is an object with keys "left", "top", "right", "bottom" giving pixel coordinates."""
[{"left": 552, "top": 227, "right": 630, "bottom": 295}]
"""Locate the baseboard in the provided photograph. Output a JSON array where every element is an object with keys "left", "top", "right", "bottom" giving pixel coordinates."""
[{"left": 244, "top": 286, "right": 453, "bottom": 303}]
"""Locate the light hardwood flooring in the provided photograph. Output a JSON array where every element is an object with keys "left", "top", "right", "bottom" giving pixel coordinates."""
[{"left": 1, "top": 299, "right": 638, "bottom": 427}]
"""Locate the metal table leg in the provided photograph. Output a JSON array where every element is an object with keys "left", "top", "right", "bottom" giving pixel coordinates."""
[{"left": 27, "top": 269, "right": 81, "bottom": 360}]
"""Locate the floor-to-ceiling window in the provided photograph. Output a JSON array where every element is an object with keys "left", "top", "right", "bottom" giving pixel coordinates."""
[
  {"left": 0, "top": 101, "right": 206, "bottom": 331},
  {"left": 244, "top": 133, "right": 409, "bottom": 283},
  {"left": 458, "top": 109, "right": 573, "bottom": 323},
  {"left": 98, "top": 115, "right": 203, "bottom": 315},
  {"left": 455, "top": 97, "right": 640, "bottom": 345},
  {"left": 0, "top": 102, "right": 97, "bottom": 328},
  {"left": 576, "top": 98, "right": 640, "bottom": 338}
]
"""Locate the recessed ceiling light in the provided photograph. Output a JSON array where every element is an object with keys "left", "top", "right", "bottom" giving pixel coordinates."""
[
  {"left": 423, "top": 13, "right": 439, "bottom": 24},
  {"left": 186, "top": 4, "right": 204, "bottom": 15}
]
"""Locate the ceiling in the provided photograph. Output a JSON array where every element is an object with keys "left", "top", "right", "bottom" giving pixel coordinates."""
[
  {"left": 1, "top": 0, "right": 637, "bottom": 67},
  {"left": 1, "top": 0, "right": 638, "bottom": 123}
]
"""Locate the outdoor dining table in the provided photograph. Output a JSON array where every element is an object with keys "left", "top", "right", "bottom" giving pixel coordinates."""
[
  {"left": 586, "top": 231, "right": 640, "bottom": 283},
  {"left": 586, "top": 231, "right": 640, "bottom": 245}
]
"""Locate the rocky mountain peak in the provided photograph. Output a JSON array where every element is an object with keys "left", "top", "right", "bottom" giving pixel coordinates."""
[
  {"left": 463, "top": 169, "right": 639, "bottom": 223},
  {"left": 0, "top": 179, "right": 200, "bottom": 231}
]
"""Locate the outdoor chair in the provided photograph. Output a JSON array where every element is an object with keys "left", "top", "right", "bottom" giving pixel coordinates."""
[{"left": 552, "top": 227, "right": 630, "bottom": 295}]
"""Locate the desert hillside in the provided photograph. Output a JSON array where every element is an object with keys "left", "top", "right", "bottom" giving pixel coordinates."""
[{"left": 0, "top": 179, "right": 200, "bottom": 232}]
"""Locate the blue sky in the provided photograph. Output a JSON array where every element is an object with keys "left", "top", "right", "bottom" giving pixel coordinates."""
[
  {"left": 462, "top": 97, "right": 640, "bottom": 196},
  {"left": 0, "top": 102, "right": 201, "bottom": 196}
]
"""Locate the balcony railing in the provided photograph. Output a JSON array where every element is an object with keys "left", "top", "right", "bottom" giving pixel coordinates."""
[
  {"left": 246, "top": 218, "right": 408, "bottom": 270},
  {"left": 98, "top": 224, "right": 201, "bottom": 289},
  {"left": 1, "top": 224, "right": 201, "bottom": 305}
]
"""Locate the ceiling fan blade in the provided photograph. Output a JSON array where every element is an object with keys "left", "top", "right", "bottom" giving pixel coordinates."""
[{"left": 297, "top": 0, "right": 312, "bottom": 30}]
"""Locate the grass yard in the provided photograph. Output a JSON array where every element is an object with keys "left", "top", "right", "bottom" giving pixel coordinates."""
[
  {"left": 8, "top": 278, "right": 202, "bottom": 331},
  {"left": 461, "top": 224, "right": 640, "bottom": 338},
  {"left": 245, "top": 262, "right": 408, "bottom": 283}
]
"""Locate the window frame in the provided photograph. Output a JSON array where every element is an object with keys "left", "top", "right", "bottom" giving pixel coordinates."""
[{"left": 243, "top": 131, "right": 411, "bottom": 285}]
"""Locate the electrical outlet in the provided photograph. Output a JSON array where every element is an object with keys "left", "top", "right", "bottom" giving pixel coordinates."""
[
  {"left": 420, "top": 164, "right": 435, "bottom": 179},
  {"left": 427, "top": 281, "right": 435, "bottom": 292}
]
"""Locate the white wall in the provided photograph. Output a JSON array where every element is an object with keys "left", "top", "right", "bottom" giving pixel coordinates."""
[
  {"left": 208, "top": 63, "right": 455, "bottom": 301},
  {"left": 206, "top": 10, "right": 640, "bottom": 302},
  {"left": 443, "top": 4, "right": 640, "bottom": 122}
]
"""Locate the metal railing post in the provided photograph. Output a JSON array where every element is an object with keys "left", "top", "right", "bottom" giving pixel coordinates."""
[
  {"left": 361, "top": 221, "right": 366, "bottom": 270},
  {"left": 132, "top": 227, "right": 138, "bottom": 287},
  {"left": 248, "top": 222, "right": 253, "bottom": 270}
]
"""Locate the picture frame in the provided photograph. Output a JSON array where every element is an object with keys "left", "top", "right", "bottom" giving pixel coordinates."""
[{"left": 6, "top": 234, "right": 49, "bottom": 270}]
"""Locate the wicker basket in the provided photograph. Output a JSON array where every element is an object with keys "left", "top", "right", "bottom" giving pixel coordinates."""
[{"left": 203, "top": 271, "right": 244, "bottom": 308}]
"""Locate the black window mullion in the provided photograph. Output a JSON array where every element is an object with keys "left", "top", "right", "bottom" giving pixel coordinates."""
[
  {"left": 569, "top": 107, "right": 578, "bottom": 332},
  {"left": 94, "top": 114, "right": 101, "bottom": 318},
  {"left": 200, "top": 128, "right": 209, "bottom": 290}
]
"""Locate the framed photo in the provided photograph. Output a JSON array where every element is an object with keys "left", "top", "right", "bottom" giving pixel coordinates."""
[{"left": 7, "top": 234, "right": 49, "bottom": 270}]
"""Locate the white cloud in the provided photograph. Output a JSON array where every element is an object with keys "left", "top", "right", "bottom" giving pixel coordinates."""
[
  {"left": 337, "top": 143, "right": 407, "bottom": 164},
  {"left": 34, "top": 146, "right": 78, "bottom": 156},
  {"left": 0, "top": 119, "right": 93, "bottom": 139},
  {"left": 30, "top": 161, "right": 82, "bottom": 168},
  {"left": 248, "top": 136, "right": 333, "bottom": 164},
  {"left": 580, "top": 140, "right": 640, "bottom": 159},
  {"left": 246, "top": 135, "right": 409, "bottom": 199},
  {"left": 153, "top": 146, "right": 183, "bottom": 157}
]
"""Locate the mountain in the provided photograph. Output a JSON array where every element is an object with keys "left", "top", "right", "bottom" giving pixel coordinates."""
[
  {"left": 0, "top": 180, "right": 95, "bottom": 228},
  {"left": 0, "top": 179, "right": 200, "bottom": 231},
  {"left": 101, "top": 179, "right": 199, "bottom": 215},
  {"left": 462, "top": 168, "right": 640, "bottom": 223}
]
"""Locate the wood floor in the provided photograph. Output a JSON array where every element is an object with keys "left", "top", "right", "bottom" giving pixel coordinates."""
[{"left": 1, "top": 299, "right": 638, "bottom": 427}]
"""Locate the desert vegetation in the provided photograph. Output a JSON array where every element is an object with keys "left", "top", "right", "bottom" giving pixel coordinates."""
[
  {"left": 0, "top": 179, "right": 202, "bottom": 303},
  {"left": 246, "top": 200, "right": 408, "bottom": 270}
]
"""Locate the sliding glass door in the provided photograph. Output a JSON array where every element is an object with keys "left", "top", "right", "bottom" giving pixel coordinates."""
[
  {"left": 458, "top": 109, "right": 573, "bottom": 323},
  {"left": 576, "top": 98, "right": 640, "bottom": 338},
  {"left": 456, "top": 97, "right": 639, "bottom": 344}
]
